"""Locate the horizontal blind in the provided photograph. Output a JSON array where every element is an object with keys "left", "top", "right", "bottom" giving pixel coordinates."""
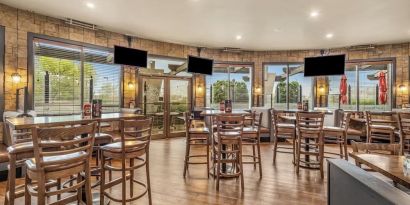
[
  {"left": 33, "top": 39, "right": 82, "bottom": 115},
  {"left": 83, "top": 48, "right": 121, "bottom": 113},
  {"left": 33, "top": 38, "right": 121, "bottom": 115}
]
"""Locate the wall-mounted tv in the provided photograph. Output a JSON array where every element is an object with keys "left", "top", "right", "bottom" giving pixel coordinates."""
[
  {"left": 304, "top": 54, "right": 345, "bottom": 77},
  {"left": 114, "top": 45, "right": 147, "bottom": 67},
  {"left": 187, "top": 55, "right": 214, "bottom": 75}
]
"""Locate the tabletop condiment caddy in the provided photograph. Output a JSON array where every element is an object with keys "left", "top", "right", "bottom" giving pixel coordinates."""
[{"left": 82, "top": 99, "right": 102, "bottom": 118}]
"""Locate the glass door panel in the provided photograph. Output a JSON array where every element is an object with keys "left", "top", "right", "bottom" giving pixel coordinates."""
[
  {"left": 228, "top": 66, "right": 252, "bottom": 109},
  {"left": 142, "top": 78, "right": 165, "bottom": 137},
  {"left": 169, "top": 79, "right": 191, "bottom": 136}
]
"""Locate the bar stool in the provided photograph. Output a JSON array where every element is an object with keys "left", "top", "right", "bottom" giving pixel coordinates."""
[
  {"left": 397, "top": 112, "right": 410, "bottom": 154},
  {"left": 242, "top": 112, "right": 263, "bottom": 178},
  {"left": 323, "top": 112, "right": 351, "bottom": 160},
  {"left": 24, "top": 122, "right": 97, "bottom": 205},
  {"left": 295, "top": 112, "right": 325, "bottom": 178},
  {"left": 100, "top": 117, "right": 153, "bottom": 205},
  {"left": 183, "top": 112, "right": 210, "bottom": 178},
  {"left": 271, "top": 110, "right": 296, "bottom": 164},
  {"left": 365, "top": 111, "right": 397, "bottom": 143},
  {"left": 212, "top": 115, "right": 245, "bottom": 191}
]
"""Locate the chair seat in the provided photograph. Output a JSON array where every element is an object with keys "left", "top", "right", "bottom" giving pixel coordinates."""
[
  {"left": 370, "top": 124, "right": 396, "bottom": 131},
  {"left": 347, "top": 128, "right": 364, "bottom": 136},
  {"left": 25, "top": 151, "right": 87, "bottom": 171},
  {"left": 189, "top": 127, "right": 210, "bottom": 134},
  {"left": 101, "top": 141, "right": 146, "bottom": 153},
  {"left": 243, "top": 127, "right": 258, "bottom": 133},
  {"left": 323, "top": 126, "right": 344, "bottom": 133},
  {"left": 94, "top": 133, "right": 113, "bottom": 145},
  {"left": 7, "top": 142, "right": 33, "bottom": 154}
]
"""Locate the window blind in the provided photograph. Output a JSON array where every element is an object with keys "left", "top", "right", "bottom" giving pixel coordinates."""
[{"left": 33, "top": 38, "right": 121, "bottom": 115}]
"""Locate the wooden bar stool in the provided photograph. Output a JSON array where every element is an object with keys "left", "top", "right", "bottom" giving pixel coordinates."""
[
  {"left": 100, "top": 117, "right": 153, "bottom": 205},
  {"left": 365, "top": 111, "right": 397, "bottom": 143},
  {"left": 183, "top": 112, "right": 210, "bottom": 178},
  {"left": 24, "top": 122, "right": 97, "bottom": 205},
  {"left": 323, "top": 112, "right": 351, "bottom": 160},
  {"left": 242, "top": 112, "right": 263, "bottom": 178},
  {"left": 397, "top": 112, "right": 410, "bottom": 154},
  {"left": 271, "top": 110, "right": 296, "bottom": 164},
  {"left": 295, "top": 112, "right": 325, "bottom": 178},
  {"left": 212, "top": 115, "right": 245, "bottom": 191}
]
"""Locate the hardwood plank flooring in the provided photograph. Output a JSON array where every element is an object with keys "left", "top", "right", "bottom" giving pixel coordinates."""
[{"left": 0, "top": 138, "right": 348, "bottom": 205}]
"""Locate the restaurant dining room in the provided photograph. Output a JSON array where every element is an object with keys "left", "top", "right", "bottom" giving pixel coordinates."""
[{"left": 0, "top": 0, "right": 409, "bottom": 204}]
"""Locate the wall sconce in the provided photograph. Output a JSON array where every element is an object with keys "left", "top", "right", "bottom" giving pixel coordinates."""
[
  {"left": 255, "top": 86, "right": 262, "bottom": 94},
  {"left": 128, "top": 81, "right": 134, "bottom": 89},
  {"left": 197, "top": 84, "right": 203, "bottom": 92},
  {"left": 318, "top": 85, "right": 325, "bottom": 94},
  {"left": 11, "top": 72, "right": 21, "bottom": 83},
  {"left": 399, "top": 84, "right": 407, "bottom": 94}
]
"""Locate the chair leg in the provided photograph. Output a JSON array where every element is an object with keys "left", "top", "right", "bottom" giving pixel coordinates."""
[
  {"left": 85, "top": 159, "right": 93, "bottom": 205},
  {"left": 37, "top": 175, "right": 46, "bottom": 205},
  {"left": 339, "top": 136, "right": 343, "bottom": 159},
  {"left": 146, "top": 152, "right": 152, "bottom": 205},
  {"left": 319, "top": 140, "right": 324, "bottom": 178},
  {"left": 183, "top": 136, "right": 190, "bottom": 177},
  {"left": 239, "top": 140, "right": 245, "bottom": 191},
  {"left": 121, "top": 158, "right": 127, "bottom": 205},
  {"left": 296, "top": 139, "right": 301, "bottom": 174},
  {"left": 206, "top": 138, "right": 210, "bottom": 178},
  {"left": 257, "top": 140, "right": 262, "bottom": 178},
  {"left": 56, "top": 178, "right": 61, "bottom": 200},
  {"left": 100, "top": 153, "right": 106, "bottom": 205},
  {"left": 272, "top": 133, "right": 278, "bottom": 164},
  {"left": 343, "top": 133, "right": 348, "bottom": 160},
  {"left": 24, "top": 173, "right": 31, "bottom": 205},
  {"left": 252, "top": 144, "right": 256, "bottom": 169},
  {"left": 130, "top": 158, "right": 134, "bottom": 197},
  {"left": 216, "top": 151, "right": 221, "bottom": 191},
  {"left": 76, "top": 173, "right": 82, "bottom": 203}
]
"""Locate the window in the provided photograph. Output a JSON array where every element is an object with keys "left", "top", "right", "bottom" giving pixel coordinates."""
[
  {"left": 326, "top": 61, "right": 393, "bottom": 111},
  {"left": 145, "top": 56, "right": 190, "bottom": 76},
  {"left": 206, "top": 64, "right": 252, "bottom": 109},
  {"left": 263, "top": 63, "right": 313, "bottom": 109},
  {"left": 32, "top": 38, "right": 121, "bottom": 115},
  {"left": 0, "top": 26, "right": 4, "bottom": 119}
]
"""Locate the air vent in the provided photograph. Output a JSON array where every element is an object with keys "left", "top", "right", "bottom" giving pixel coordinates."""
[
  {"left": 65, "top": 18, "right": 98, "bottom": 30},
  {"left": 348, "top": 44, "right": 376, "bottom": 51}
]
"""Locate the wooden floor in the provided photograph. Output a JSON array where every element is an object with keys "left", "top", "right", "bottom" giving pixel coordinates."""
[{"left": 0, "top": 138, "right": 351, "bottom": 205}]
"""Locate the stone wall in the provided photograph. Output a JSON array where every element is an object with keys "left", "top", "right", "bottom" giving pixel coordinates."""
[{"left": 0, "top": 3, "right": 409, "bottom": 141}]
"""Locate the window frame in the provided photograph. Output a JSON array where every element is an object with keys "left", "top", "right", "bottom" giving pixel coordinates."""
[
  {"left": 262, "top": 57, "right": 397, "bottom": 111},
  {"left": 27, "top": 33, "right": 124, "bottom": 114},
  {"left": 0, "top": 26, "right": 5, "bottom": 120},
  {"left": 204, "top": 61, "right": 255, "bottom": 108}
]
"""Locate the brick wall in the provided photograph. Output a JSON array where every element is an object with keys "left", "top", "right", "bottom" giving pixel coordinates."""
[{"left": 0, "top": 3, "right": 409, "bottom": 141}]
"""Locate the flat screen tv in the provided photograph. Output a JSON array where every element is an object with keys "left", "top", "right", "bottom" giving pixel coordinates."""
[
  {"left": 187, "top": 55, "right": 214, "bottom": 75},
  {"left": 304, "top": 54, "right": 345, "bottom": 76},
  {"left": 114, "top": 45, "right": 147, "bottom": 67}
]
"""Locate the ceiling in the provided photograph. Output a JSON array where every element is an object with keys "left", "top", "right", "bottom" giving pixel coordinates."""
[{"left": 2, "top": 0, "right": 410, "bottom": 50}]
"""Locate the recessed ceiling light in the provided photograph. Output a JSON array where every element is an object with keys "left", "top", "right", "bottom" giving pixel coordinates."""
[
  {"left": 310, "top": 11, "right": 319, "bottom": 18},
  {"left": 86, "top": 2, "right": 95, "bottom": 9},
  {"left": 236, "top": 35, "right": 242, "bottom": 40},
  {"left": 326, "top": 33, "right": 334, "bottom": 39}
]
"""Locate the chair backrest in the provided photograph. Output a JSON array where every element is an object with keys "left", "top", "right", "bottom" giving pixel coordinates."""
[
  {"left": 296, "top": 112, "right": 325, "bottom": 138},
  {"left": 341, "top": 112, "right": 352, "bottom": 131},
  {"left": 254, "top": 112, "right": 263, "bottom": 131},
  {"left": 184, "top": 112, "right": 192, "bottom": 133},
  {"left": 215, "top": 115, "right": 244, "bottom": 141},
  {"left": 351, "top": 141, "right": 400, "bottom": 155},
  {"left": 120, "top": 117, "right": 153, "bottom": 155},
  {"left": 31, "top": 122, "right": 97, "bottom": 172},
  {"left": 398, "top": 112, "right": 410, "bottom": 138},
  {"left": 271, "top": 110, "right": 295, "bottom": 131},
  {"left": 365, "top": 111, "right": 397, "bottom": 126}
]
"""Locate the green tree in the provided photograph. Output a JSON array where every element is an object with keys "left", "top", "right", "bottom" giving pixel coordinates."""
[
  {"left": 277, "top": 81, "right": 300, "bottom": 103},
  {"left": 212, "top": 80, "right": 249, "bottom": 103}
]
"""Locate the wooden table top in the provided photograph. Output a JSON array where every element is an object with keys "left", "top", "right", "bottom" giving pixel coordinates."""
[
  {"left": 200, "top": 110, "right": 250, "bottom": 116},
  {"left": 349, "top": 152, "right": 410, "bottom": 188},
  {"left": 6, "top": 113, "right": 144, "bottom": 129},
  {"left": 349, "top": 118, "right": 397, "bottom": 124}
]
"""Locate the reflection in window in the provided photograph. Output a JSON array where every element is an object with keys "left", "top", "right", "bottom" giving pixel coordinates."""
[
  {"left": 206, "top": 65, "right": 252, "bottom": 109},
  {"left": 264, "top": 64, "right": 287, "bottom": 109},
  {"left": 145, "top": 56, "right": 190, "bottom": 76},
  {"left": 288, "top": 64, "right": 313, "bottom": 109}
]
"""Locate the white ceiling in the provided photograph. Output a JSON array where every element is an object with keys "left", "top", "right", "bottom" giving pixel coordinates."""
[{"left": 2, "top": 0, "right": 410, "bottom": 50}]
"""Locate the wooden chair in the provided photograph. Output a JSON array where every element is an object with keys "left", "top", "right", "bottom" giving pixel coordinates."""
[
  {"left": 24, "top": 122, "right": 97, "bottom": 205},
  {"left": 183, "top": 112, "right": 210, "bottom": 178},
  {"left": 397, "top": 112, "right": 410, "bottom": 154},
  {"left": 365, "top": 111, "right": 397, "bottom": 143},
  {"left": 242, "top": 112, "right": 263, "bottom": 178},
  {"left": 295, "top": 112, "right": 325, "bottom": 178},
  {"left": 271, "top": 110, "right": 296, "bottom": 164},
  {"left": 244, "top": 111, "right": 256, "bottom": 126},
  {"left": 100, "top": 117, "right": 153, "bottom": 205},
  {"left": 212, "top": 115, "right": 245, "bottom": 191},
  {"left": 323, "top": 112, "right": 351, "bottom": 160}
]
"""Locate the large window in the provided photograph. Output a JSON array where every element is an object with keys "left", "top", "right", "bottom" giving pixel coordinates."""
[
  {"left": 32, "top": 38, "right": 121, "bottom": 115},
  {"left": 263, "top": 63, "right": 313, "bottom": 109},
  {"left": 145, "top": 56, "right": 190, "bottom": 76},
  {"left": 206, "top": 64, "right": 252, "bottom": 109}
]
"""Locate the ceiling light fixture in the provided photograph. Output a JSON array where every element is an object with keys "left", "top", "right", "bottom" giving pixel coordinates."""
[
  {"left": 325, "top": 33, "right": 334, "bottom": 39},
  {"left": 310, "top": 11, "right": 319, "bottom": 18},
  {"left": 236, "top": 35, "right": 242, "bottom": 40},
  {"left": 86, "top": 2, "right": 95, "bottom": 9}
]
